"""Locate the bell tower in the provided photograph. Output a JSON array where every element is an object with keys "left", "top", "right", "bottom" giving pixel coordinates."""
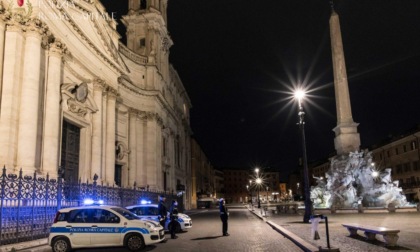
[{"left": 122, "top": 0, "right": 172, "bottom": 79}]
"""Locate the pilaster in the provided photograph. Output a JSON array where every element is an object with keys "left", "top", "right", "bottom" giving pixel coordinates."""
[
  {"left": 128, "top": 108, "right": 137, "bottom": 187},
  {"left": 90, "top": 79, "right": 105, "bottom": 182},
  {"left": 42, "top": 39, "right": 67, "bottom": 177},
  {"left": 104, "top": 87, "right": 117, "bottom": 185}
]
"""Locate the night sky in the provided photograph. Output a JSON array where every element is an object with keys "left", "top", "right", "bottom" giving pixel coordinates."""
[{"left": 101, "top": 1, "right": 420, "bottom": 178}]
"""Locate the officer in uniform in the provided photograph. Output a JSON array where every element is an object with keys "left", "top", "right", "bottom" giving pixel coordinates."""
[
  {"left": 169, "top": 200, "right": 179, "bottom": 239},
  {"left": 219, "top": 198, "right": 229, "bottom": 236},
  {"left": 157, "top": 195, "right": 168, "bottom": 228}
]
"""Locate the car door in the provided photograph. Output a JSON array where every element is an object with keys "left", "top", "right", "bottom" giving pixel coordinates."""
[
  {"left": 89, "top": 208, "right": 123, "bottom": 246},
  {"left": 66, "top": 209, "right": 92, "bottom": 246}
]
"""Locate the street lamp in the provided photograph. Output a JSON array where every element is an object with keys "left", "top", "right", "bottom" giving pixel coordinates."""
[
  {"left": 294, "top": 89, "right": 312, "bottom": 223},
  {"left": 266, "top": 186, "right": 269, "bottom": 203},
  {"left": 246, "top": 185, "right": 249, "bottom": 203},
  {"left": 255, "top": 178, "right": 262, "bottom": 208}
]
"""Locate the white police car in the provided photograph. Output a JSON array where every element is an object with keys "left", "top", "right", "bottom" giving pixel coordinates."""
[
  {"left": 125, "top": 203, "right": 192, "bottom": 233},
  {"left": 48, "top": 201, "right": 165, "bottom": 252}
]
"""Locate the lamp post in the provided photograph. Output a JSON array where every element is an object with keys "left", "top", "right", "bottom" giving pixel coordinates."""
[
  {"left": 246, "top": 185, "right": 249, "bottom": 203},
  {"left": 248, "top": 180, "right": 254, "bottom": 208},
  {"left": 256, "top": 178, "right": 262, "bottom": 208},
  {"left": 295, "top": 89, "right": 312, "bottom": 223},
  {"left": 255, "top": 168, "right": 261, "bottom": 208},
  {"left": 266, "top": 186, "right": 269, "bottom": 203}
]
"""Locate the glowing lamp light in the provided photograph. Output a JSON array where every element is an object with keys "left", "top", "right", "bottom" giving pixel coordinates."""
[
  {"left": 294, "top": 89, "right": 306, "bottom": 101},
  {"left": 371, "top": 171, "right": 379, "bottom": 178},
  {"left": 256, "top": 178, "right": 262, "bottom": 184}
]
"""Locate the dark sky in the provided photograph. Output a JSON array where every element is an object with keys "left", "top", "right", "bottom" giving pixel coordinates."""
[{"left": 101, "top": 1, "right": 420, "bottom": 177}]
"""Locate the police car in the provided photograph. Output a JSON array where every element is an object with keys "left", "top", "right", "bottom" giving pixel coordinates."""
[
  {"left": 126, "top": 202, "right": 192, "bottom": 233},
  {"left": 48, "top": 201, "right": 165, "bottom": 252}
]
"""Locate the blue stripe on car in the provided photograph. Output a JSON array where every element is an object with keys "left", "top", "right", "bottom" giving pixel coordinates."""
[{"left": 50, "top": 227, "right": 149, "bottom": 234}]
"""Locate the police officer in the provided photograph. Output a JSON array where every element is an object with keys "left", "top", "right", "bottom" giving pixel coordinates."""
[
  {"left": 219, "top": 198, "right": 229, "bottom": 236},
  {"left": 157, "top": 195, "right": 168, "bottom": 228},
  {"left": 169, "top": 200, "right": 179, "bottom": 239}
]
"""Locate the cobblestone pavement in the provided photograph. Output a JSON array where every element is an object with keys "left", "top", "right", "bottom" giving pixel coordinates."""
[
  {"left": 3, "top": 205, "right": 420, "bottom": 252},
  {"left": 264, "top": 208, "right": 420, "bottom": 252}
]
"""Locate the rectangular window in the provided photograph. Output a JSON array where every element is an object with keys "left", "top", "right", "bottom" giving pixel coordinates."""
[
  {"left": 395, "top": 148, "right": 399, "bottom": 155},
  {"left": 140, "top": 0, "right": 147, "bottom": 9},
  {"left": 387, "top": 150, "right": 390, "bottom": 157},
  {"left": 412, "top": 141, "right": 418, "bottom": 150},
  {"left": 140, "top": 38, "right": 146, "bottom": 47},
  {"left": 403, "top": 145, "right": 407, "bottom": 152}
]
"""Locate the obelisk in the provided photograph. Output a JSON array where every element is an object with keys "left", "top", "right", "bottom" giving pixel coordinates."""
[{"left": 329, "top": 5, "right": 360, "bottom": 155}]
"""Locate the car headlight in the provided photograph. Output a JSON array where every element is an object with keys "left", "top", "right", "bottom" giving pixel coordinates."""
[{"left": 143, "top": 221, "right": 158, "bottom": 232}]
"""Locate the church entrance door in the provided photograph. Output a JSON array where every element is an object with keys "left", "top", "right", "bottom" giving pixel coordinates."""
[{"left": 61, "top": 120, "right": 80, "bottom": 182}]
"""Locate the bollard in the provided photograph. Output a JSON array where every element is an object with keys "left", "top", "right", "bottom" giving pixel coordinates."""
[
  {"left": 310, "top": 215, "right": 321, "bottom": 240},
  {"left": 311, "top": 214, "right": 340, "bottom": 252}
]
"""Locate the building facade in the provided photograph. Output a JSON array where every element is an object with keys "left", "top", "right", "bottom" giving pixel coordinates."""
[
  {"left": 224, "top": 168, "right": 281, "bottom": 204},
  {"left": 0, "top": 0, "right": 192, "bottom": 204},
  {"left": 191, "top": 138, "right": 215, "bottom": 208}
]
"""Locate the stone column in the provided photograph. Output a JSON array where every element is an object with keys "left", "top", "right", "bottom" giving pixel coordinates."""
[
  {"left": 330, "top": 10, "right": 360, "bottom": 155},
  {"left": 105, "top": 88, "right": 117, "bottom": 185},
  {"left": 0, "top": 22, "right": 25, "bottom": 169},
  {"left": 42, "top": 39, "right": 66, "bottom": 176},
  {"left": 128, "top": 109, "right": 137, "bottom": 187},
  {"left": 16, "top": 19, "right": 45, "bottom": 174},
  {"left": 91, "top": 80, "right": 104, "bottom": 181}
]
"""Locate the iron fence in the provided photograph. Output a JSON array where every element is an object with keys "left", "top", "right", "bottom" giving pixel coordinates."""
[{"left": 0, "top": 167, "right": 182, "bottom": 245}]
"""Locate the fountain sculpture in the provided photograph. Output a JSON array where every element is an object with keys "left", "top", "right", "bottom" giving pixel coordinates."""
[{"left": 310, "top": 150, "right": 408, "bottom": 208}]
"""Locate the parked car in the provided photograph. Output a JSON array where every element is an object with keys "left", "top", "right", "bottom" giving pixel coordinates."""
[
  {"left": 48, "top": 201, "right": 165, "bottom": 252},
  {"left": 126, "top": 203, "right": 192, "bottom": 233}
]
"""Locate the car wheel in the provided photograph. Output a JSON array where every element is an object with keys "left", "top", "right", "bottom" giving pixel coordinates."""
[
  {"left": 52, "top": 237, "right": 72, "bottom": 252},
  {"left": 125, "top": 233, "right": 145, "bottom": 251}
]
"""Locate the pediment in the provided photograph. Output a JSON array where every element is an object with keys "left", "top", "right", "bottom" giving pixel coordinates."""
[{"left": 53, "top": 1, "right": 128, "bottom": 73}]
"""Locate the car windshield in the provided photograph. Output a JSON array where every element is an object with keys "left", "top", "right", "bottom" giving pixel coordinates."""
[{"left": 112, "top": 207, "right": 140, "bottom": 220}]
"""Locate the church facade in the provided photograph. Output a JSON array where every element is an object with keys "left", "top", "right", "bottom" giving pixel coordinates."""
[{"left": 0, "top": 0, "right": 191, "bottom": 200}]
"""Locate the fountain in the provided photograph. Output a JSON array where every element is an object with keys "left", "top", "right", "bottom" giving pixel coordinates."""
[{"left": 311, "top": 150, "right": 408, "bottom": 209}]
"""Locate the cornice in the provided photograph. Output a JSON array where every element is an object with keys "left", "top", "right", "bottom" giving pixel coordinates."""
[{"left": 118, "top": 74, "right": 178, "bottom": 123}]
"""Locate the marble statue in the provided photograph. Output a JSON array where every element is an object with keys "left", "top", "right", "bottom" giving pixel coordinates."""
[{"left": 311, "top": 150, "right": 408, "bottom": 208}]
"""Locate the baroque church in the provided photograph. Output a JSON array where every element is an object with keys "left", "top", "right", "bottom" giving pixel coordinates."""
[{"left": 0, "top": 0, "right": 192, "bottom": 198}]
